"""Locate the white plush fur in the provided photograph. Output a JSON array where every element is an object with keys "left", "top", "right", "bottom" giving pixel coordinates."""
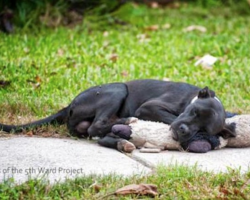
[
  {"left": 128, "top": 115, "right": 250, "bottom": 151},
  {"left": 226, "top": 115, "right": 250, "bottom": 147},
  {"left": 129, "top": 120, "right": 180, "bottom": 150}
]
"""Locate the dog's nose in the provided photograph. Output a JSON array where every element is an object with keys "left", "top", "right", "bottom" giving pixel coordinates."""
[{"left": 179, "top": 124, "right": 188, "bottom": 134}]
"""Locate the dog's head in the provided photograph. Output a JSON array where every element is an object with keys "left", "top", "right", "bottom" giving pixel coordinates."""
[{"left": 170, "top": 87, "right": 236, "bottom": 143}]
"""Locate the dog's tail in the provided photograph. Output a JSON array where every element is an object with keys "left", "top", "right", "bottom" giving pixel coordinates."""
[{"left": 0, "top": 107, "right": 69, "bottom": 133}]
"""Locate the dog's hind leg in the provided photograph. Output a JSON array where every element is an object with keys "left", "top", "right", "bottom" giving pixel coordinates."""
[
  {"left": 74, "top": 121, "right": 91, "bottom": 138},
  {"left": 67, "top": 83, "right": 128, "bottom": 137}
]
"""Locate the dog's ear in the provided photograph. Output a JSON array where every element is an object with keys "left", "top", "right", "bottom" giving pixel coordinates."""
[
  {"left": 198, "top": 87, "right": 216, "bottom": 98},
  {"left": 198, "top": 87, "right": 211, "bottom": 98},
  {"left": 218, "top": 122, "right": 236, "bottom": 139}
]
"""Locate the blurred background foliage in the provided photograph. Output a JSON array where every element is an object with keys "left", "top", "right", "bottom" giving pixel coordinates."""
[{"left": 0, "top": 0, "right": 249, "bottom": 32}]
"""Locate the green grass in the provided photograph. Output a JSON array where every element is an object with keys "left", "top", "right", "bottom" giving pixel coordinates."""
[
  {"left": 0, "top": 165, "right": 250, "bottom": 199},
  {"left": 1, "top": 2, "right": 250, "bottom": 199},
  {"left": 1, "top": 3, "right": 250, "bottom": 120}
]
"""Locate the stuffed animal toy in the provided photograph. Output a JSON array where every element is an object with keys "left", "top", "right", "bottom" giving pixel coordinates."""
[{"left": 111, "top": 115, "right": 250, "bottom": 153}]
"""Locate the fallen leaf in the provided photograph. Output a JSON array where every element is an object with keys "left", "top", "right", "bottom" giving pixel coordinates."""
[
  {"left": 137, "top": 34, "right": 150, "bottom": 43},
  {"left": 42, "top": 133, "right": 52, "bottom": 138},
  {"left": 57, "top": 48, "right": 64, "bottom": 56},
  {"left": 219, "top": 187, "right": 230, "bottom": 196},
  {"left": 184, "top": 25, "right": 207, "bottom": 33},
  {"left": 145, "top": 25, "right": 159, "bottom": 31},
  {"left": 109, "top": 54, "right": 118, "bottom": 62},
  {"left": 149, "top": 2, "right": 159, "bottom": 8},
  {"left": 26, "top": 75, "right": 43, "bottom": 89},
  {"left": 33, "top": 83, "right": 41, "bottom": 89},
  {"left": 53, "top": 134, "right": 60, "bottom": 138},
  {"left": 26, "top": 131, "right": 33, "bottom": 137},
  {"left": 89, "top": 181, "right": 102, "bottom": 193},
  {"left": 35, "top": 76, "right": 42, "bottom": 83},
  {"left": 162, "top": 23, "right": 171, "bottom": 29},
  {"left": 115, "top": 183, "right": 158, "bottom": 197},
  {"left": 163, "top": 78, "right": 171, "bottom": 81},
  {"left": 194, "top": 54, "right": 218, "bottom": 69},
  {"left": 167, "top": 2, "right": 181, "bottom": 9},
  {"left": 103, "top": 31, "right": 109, "bottom": 37},
  {"left": 137, "top": 34, "right": 148, "bottom": 39},
  {"left": 121, "top": 71, "right": 129, "bottom": 77},
  {"left": 24, "top": 47, "right": 30, "bottom": 53},
  {"left": 102, "top": 41, "right": 109, "bottom": 49}
]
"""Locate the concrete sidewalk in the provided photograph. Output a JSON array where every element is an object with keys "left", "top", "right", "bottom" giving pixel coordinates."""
[
  {"left": 1, "top": 136, "right": 250, "bottom": 184},
  {"left": 132, "top": 148, "right": 250, "bottom": 173},
  {"left": 0, "top": 137, "right": 150, "bottom": 184}
]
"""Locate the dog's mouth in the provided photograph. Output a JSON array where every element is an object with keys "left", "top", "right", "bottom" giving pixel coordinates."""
[
  {"left": 170, "top": 123, "right": 198, "bottom": 142},
  {"left": 170, "top": 126, "right": 179, "bottom": 141}
]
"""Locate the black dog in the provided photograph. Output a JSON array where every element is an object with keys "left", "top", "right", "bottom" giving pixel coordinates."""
[{"left": 0, "top": 79, "right": 235, "bottom": 150}]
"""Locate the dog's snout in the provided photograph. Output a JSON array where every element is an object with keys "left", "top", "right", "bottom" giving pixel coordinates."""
[{"left": 179, "top": 124, "right": 188, "bottom": 134}]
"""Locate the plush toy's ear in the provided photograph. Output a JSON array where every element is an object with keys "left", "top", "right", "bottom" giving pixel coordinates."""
[
  {"left": 219, "top": 122, "right": 236, "bottom": 139},
  {"left": 198, "top": 87, "right": 215, "bottom": 98}
]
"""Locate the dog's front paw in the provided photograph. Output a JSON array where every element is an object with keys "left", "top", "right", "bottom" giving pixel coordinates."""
[{"left": 125, "top": 117, "right": 138, "bottom": 124}]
